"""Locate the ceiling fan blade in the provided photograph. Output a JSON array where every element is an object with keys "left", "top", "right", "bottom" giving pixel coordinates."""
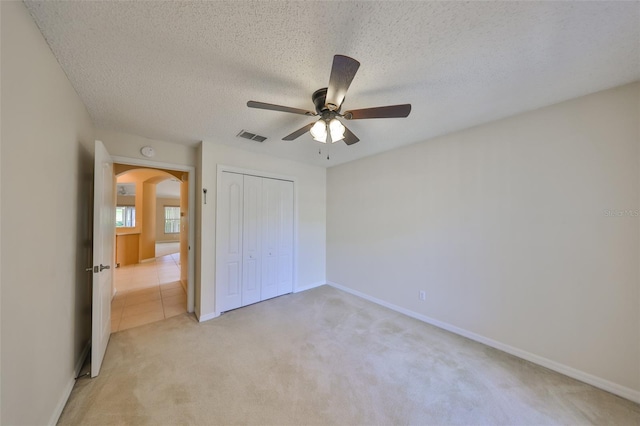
[
  {"left": 342, "top": 124, "right": 360, "bottom": 145},
  {"left": 344, "top": 104, "right": 411, "bottom": 120},
  {"left": 247, "top": 101, "right": 316, "bottom": 116},
  {"left": 325, "top": 55, "right": 360, "bottom": 111},
  {"left": 282, "top": 122, "right": 315, "bottom": 141}
]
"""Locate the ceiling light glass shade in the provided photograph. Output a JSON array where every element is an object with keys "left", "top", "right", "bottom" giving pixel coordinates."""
[
  {"left": 310, "top": 120, "right": 327, "bottom": 143},
  {"left": 329, "top": 119, "right": 345, "bottom": 143}
]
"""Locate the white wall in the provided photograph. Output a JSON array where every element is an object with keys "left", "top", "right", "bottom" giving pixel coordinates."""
[
  {"left": 1, "top": 2, "right": 95, "bottom": 424},
  {"left": 198, "top": 142, "right": 326, "bottom": 319},
  {"left": 96, "top": 128, "right": 196, "bottom": 167},
  {"left": 327, "top": 83, "right": 640, "bottom": 400}
]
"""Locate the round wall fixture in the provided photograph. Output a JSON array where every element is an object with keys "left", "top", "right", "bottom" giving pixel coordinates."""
[{"left": 140, "top": 146, "right": 155, "bottom": 158}]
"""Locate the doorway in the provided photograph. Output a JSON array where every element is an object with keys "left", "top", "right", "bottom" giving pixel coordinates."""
[{"left": 111, "top": 164, "right": 191, "bottom": 331}]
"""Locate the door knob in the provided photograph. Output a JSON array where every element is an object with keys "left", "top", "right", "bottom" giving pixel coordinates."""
[{"left": 99, "top": 264, "right": 110, "bottom": 271}]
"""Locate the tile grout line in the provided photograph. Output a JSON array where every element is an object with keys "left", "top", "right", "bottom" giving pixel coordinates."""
[{"left": 113, "top": 250, "right": 183, "bottom": 329}]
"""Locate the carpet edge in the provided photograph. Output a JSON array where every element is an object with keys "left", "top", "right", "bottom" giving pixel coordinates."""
[{"left": 326, "top": 280, "right": 640, "bottom": 404}]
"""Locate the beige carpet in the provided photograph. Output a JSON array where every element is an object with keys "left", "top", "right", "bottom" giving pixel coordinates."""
[{"left": 59, "top": 286, "right": 639, "bottom": 425}]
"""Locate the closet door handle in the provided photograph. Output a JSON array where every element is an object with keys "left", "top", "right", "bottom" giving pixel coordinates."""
[{"left": 99, "top": 264, "right": 111, "bottom": 271}]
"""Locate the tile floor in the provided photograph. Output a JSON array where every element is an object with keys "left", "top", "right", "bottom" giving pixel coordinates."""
[{"left": 111, "top": 252, "right": 187, "bottom": 332}]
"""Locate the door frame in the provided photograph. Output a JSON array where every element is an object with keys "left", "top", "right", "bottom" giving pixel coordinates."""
[
  {"left": 112, "top": 155, "right": 196, "bottom": 313},
  {"left": 215, "top": 164, "right": 298, "bottom": 317}
]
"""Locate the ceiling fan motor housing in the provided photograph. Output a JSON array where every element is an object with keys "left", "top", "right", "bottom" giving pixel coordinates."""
[
  {"left": 312, "top": 87, "right": 341, "bottom": 114},
  {"left": 313, "top": 88, "right": 342, "bottom": 123}
]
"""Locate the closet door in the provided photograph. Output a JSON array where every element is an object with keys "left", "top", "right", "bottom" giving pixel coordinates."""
[
  {"left": 277, "top": 180, "right": 294, "bottom": 296},
  {"left": 216, "top": 172, "right": 243, "bottom": 312},
  {"left": 261, "top": 178, "right": 280, "bottom": 300},
  {"left": 242, "top": 175, "right": 262, "bottom": 306}
]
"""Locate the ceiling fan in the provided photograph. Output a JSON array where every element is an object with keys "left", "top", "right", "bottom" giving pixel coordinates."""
[{"left": 247, "top": 55, "right": 411, "bottom": 145}]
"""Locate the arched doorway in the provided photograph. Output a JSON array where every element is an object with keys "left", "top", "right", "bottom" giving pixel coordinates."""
[{"left": 110, "top": 165, "right": 190, "bottom": 331}]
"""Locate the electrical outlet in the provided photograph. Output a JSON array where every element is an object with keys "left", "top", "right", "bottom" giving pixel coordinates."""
[{"left": 419, "top": 291, "right": 426, "bottom": 301}]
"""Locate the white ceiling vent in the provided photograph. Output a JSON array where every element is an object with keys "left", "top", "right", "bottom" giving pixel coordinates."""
[{"left": 237, "top": 130, "right": 267, "bottom": 142}]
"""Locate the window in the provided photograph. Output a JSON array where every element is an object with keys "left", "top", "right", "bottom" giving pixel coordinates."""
[
  {"left": 164, "top": 206, "right": 180, "bottom": 234},
  {"left": 116, "top": 206, "right": 136, "bottom": 227}
]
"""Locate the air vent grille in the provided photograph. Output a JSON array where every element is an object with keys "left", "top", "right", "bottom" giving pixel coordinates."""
[
  {"left": 237, "top": 130, "right": 267, "bottom": 142},
  {"left": 238, "top": 131, "right": 255, "bottom": 140}
]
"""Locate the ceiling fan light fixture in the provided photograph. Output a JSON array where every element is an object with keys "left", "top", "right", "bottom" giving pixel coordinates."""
[
  {"left": 310, "top": 120, "right": 327, "bottom": 143},
  {"left": 329, "top": 119, "right": 345, "bottom": 143}
]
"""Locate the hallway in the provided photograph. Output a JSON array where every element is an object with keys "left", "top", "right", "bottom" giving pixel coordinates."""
[{"left": 111, "top": 250, "right": 186, "bottom": 332}]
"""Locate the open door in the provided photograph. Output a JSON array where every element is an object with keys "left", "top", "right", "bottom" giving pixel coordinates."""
[{"left": 91, "top": 140, "right": 115, "bottom": 377}]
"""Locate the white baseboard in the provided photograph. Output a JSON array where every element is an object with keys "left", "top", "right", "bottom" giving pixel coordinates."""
[
  {"left": 48, "top": 340, "right": 91, "bottom": 426},
  {"left": 197, "top": 311, "right": 218, "bottom": 322},
  {"left": 49, "top": 376, "right": 75, "bottom": 426},
  {"left": 327, "top": 281, "right": 640, "bottom": 404},
  {"left": 294, "top": 281, "right": 325, "bottom": 293},
  {"left": 75, "top": 341, "right": 91, "bottom": 377}
]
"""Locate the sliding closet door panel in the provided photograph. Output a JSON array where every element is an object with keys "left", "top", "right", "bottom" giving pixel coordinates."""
[
  {"left": 261, "top": 178, "right": 280, "bottom": 300},
  {"left": 277, "top": 180, "right": 294, "bottom": 296},
  {"left": 242, "top": 175, "right": 262, "bottom": 306},
  {"left": 216, "top": 172, "right": 243, "bottom": 312}
]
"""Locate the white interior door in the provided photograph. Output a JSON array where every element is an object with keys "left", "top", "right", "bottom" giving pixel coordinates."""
[
  {"left": 242, "top": 175, "right": 262, "bottom": 306},
  {"left": 277, "top": 180, "right": 294, "bottom": 296},
  {"left": 216, "top": 172, "right": 243, "bottom": 312},
  {"left": 261, "top": 178, "right": 280, "bottom": 300},
  {"left": 91, "top": 140, "right": 114, "bottom": 377}
]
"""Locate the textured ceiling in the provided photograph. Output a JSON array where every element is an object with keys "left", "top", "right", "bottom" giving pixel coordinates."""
[{"left": 24, "top": 1, "right": 640, "bottom": 167}]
